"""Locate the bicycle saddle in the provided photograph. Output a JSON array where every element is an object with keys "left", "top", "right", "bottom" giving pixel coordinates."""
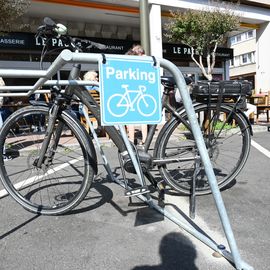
[
  {"left": 161, "top": 76, "right": 176, "bottom": 88},
  {"left": 161, "top": 76, "right": 193, "bottom": 87}
]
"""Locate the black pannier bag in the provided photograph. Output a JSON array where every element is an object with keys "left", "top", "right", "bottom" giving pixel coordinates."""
[
  {"left": 192, "top": 80, "right": 252, "bottom": 109},
  {"left": 192, "top": 80, "right": 253, "bottom": 98}
]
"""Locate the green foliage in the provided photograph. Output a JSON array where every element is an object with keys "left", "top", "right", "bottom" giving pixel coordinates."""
[
  {"left": 167, "top": 7, "right": 239, "bottom": 55},
  {"left": 0, "top": 0, "right": 30, "bottom": 32},
  {"left": 166, "top": 2, "right": 239, "bottom": 80}
]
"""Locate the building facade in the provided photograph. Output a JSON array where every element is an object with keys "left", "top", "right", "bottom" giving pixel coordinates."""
[
  {"left": 0, "top": 0, "right": 269, "bottom": 92},
  {"left": 229, "top": 29, "right": 257, "bottom": 87}
]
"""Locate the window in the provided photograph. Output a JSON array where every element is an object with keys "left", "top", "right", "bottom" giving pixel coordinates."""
[
  {"left": 230, "top": 30, "right": 255, "bottom": 46},
  {"left": 230, "top": 36, "right": 236, "bottom": 45},
  {"left": 242, "top": 53, "right": 248, "bottom": 64},
  {"left": 230, "top": 52, "right": 255, "bottom": 68},
  {"left": 247, "top": 30, "right": 254, "bottom": 39},
  {"left": 234, "top": 56, "right": 240, "bottom": 67},
  {"left": 0, "top": 52, "right": 30, "bottom": 61},
  {"left": 240, "top": 52, "right": 255, "bottom": 65}
]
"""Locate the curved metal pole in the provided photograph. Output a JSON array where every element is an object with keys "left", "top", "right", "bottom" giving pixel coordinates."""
[{"left": 158, "top": 57, "right": 250, "bottom": 270}]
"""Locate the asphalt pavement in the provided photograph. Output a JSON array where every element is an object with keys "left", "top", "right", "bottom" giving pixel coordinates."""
[{"left": 0, "top": 126, "right": 269, "bottom": 270}]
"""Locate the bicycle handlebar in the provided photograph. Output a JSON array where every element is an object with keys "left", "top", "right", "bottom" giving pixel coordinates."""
[
  {"left": 36, "top": 17, "right": 106, "bottom": 53},
  {"left": 36, "top": 17, "right": 62, "bottom": 38}
]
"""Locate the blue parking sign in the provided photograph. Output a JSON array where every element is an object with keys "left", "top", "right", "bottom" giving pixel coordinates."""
[{"left": 99, "top": 55, "right": 161, "bottom": 126}]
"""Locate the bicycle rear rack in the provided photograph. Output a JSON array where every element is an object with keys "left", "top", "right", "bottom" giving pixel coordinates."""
[{"left": 0, "top": 50, "right": 253, "bottom": 270}]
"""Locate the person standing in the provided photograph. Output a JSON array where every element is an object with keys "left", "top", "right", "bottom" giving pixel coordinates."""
[{"left": 126, "top": 45, "right": 148, "bottom": 146}]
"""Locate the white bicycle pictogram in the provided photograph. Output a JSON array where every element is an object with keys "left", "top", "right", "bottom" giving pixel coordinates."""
[{"left": 107, "top": 84, "right": 157, "bottom": 118}]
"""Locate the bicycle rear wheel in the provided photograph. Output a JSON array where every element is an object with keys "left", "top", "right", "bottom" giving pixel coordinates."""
[
  {"left": 155, "top": 103, "right": 251, "bottom": 195},
  {"left": 0, "top": 106, "right": 96, "bottom": 215}
]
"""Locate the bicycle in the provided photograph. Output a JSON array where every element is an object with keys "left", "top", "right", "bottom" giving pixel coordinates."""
[
  {"left": 107, "top": 84, "right": 157, "bottom": 117},
  {"left": 0, "top": 18, "right": 252, "bottom": 215}
]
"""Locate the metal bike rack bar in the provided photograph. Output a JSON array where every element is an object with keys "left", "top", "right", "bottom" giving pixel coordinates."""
[{"left": 0, "top": 49, "right": 253, "bottom": 270}]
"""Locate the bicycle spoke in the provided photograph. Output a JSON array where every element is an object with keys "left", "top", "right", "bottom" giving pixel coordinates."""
[{"left": 0, "top": 106, "right": 95, "bottom": 215}]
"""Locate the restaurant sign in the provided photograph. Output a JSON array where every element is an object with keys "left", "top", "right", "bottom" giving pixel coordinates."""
[
  {"left": 163, "top": 43, "right": 233, "bottom": 60},
  {"left": 0, "top": 32, "right": 134, "bottom": 54},
  {"left": 0, "top": 32, "right": 233, "bottom": 60}
]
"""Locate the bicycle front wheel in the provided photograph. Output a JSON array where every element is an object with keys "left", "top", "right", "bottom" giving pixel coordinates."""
[
  {"left": 0, "top": 106, "right": 96, "bottom": 215},
  {"left": 155, "top": 103, "right": 251, "bottom": 195}
]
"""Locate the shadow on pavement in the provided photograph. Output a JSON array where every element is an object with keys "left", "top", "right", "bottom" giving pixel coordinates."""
[
  {"left": 67, "top": 178, "right": 114, "bottom": 215},
  {"left": 0, "top": 214, "right": 40, "bottom": 240},
  {"left": 132, "top": 232, "right": 198, "bottom": 270}
]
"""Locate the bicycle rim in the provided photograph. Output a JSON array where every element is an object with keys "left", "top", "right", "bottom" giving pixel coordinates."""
[
  {"left": 155, "top": 103, "right": 251, "bottom": 195},
  {"left": 0, "top": 106, "right": 95, "bottom": 215}
]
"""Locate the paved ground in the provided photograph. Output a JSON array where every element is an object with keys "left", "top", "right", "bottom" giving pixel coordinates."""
[{"left": 0, "top": 124, "right": 269, "bottom": 270}]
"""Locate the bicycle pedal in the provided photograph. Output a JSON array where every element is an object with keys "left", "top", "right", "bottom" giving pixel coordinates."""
[{"left": 125, "top": 186, "right": 150, "bottom": 197}]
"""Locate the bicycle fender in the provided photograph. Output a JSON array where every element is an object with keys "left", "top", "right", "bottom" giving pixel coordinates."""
[
  {"left": 236, "top": 107, "right": 253, "bottom": 136},
  {"left": 29, "top": 100, "right": 50, "bottom": 107},
  {"left": 63, "top": 109, "right": 98, "bottom": 174},
  {"left": 215, "top": 103, "right": 253, "bottom": 136}
]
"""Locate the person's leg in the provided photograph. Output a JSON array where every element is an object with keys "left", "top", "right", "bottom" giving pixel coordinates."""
[
  {"left": 127, "top": 125, "right": 135, "bottom": 143},
  {"left": 141, "top": 124, "right": 148, "bottom": 144}
]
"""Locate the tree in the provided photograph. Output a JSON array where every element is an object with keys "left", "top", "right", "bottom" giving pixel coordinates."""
[
  {"left": 0, "top": 0, "right": 30, "bottom": 32},
  {"left": 166, "top": 2, "right": 239, "bottom": 81}
]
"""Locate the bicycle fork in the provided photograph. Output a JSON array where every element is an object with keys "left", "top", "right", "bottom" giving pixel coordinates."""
[{"left": 34, "top": 101, "right": 63, "bottom": 169}]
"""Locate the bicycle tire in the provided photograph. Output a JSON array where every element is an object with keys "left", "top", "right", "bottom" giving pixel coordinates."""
[
  {"left": 0, "top": 105, "right": 97, "bottom": 215},
  {"left": 154, "top": 103, "right": 251, "bottom": 195}
]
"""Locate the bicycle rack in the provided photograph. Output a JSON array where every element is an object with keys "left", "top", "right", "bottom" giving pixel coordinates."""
[{"left": 0, "top": 49, "right": 253, "bottom": 270}]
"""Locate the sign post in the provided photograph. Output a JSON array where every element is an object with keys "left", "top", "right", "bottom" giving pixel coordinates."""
[{"left": 99, "top": 55, "right": 161, "bottom": 126}]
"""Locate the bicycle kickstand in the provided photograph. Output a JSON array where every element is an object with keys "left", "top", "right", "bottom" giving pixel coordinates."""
[
  {"left": 143, "top": 170, "right": 165, "bottom": 204},
  {"left": 189, "top": 155, "right": 201, "bottom": 219}
]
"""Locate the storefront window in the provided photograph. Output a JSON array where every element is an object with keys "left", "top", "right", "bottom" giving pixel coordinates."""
[{"left": 0, "top": 52, "right": 30, "bottom": 61}]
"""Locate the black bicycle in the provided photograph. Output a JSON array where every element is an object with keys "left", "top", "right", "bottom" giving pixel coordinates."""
[{"left": 0, "top": 18, "right": 252, "bottom": 215}]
